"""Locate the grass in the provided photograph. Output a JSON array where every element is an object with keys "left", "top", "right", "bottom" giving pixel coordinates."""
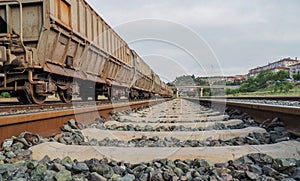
[{"left": 229, "top": 85, "right": 300, "bottom": 97}]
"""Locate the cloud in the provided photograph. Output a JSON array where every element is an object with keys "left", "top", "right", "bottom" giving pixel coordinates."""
[
  {"left": 87, "top": 0, "right": 266, "bottom": 27},
  {"left": 86, "top": 0, "right": 300, "bottom": 80}
]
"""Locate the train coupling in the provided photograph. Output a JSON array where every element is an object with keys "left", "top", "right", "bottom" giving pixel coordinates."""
[
  {"left": 0, "top": 46, "right": 23, "bottom": 68},
  {"left": 0, "top": 46, "right": 17, "bottom": 63}
]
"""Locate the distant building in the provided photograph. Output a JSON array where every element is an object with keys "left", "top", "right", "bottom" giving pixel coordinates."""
[
  {"left": 226, "top": 75, "right": 246, "bottom": 85},
  {"left": 200, "top": 75, "right": 246, "bottom": 85},
  {"left": 201, "top": 76, "right": 226, "bottom": 85},
  {"left": 247, "top": 57, "right": 299, "bottom": 78},
  {"left": 289, "top": 63, "right": 300, "bottom": 77}
]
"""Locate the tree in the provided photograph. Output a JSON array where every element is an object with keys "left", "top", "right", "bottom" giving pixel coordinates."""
[
  {"left": 293, "top": 73, "right": 300, "bottom": 81},
  {"left": 255, "top": 70, "right": 274, "bottom": 89},
  {"left": 194, "top": 77, "right": 208, "bottom": 86},
  {"left": 172, "top": 75, "right": 209, "bottom": 86},
  {"left": 273, "top": 70, "right": 289, "bottom": 82},
  {"left": 173, "top": 75, "right": 195, "bottom": 86},
  {"left": 191, "top": 74, "right": 195, "bottom": 81},
  {"left": 167, "top": 82, "right": 175, "bottom": 87},
  {"left": 274, "top": 81, "right": 294, "bottom": 93},
  {"left": 239, "top": 77, "right": 258, "bottom": 92},
  {"left": 226, "top": 88, "right": 238, "bottom": 95}
]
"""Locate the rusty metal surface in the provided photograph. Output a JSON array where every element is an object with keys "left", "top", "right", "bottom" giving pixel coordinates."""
[
  {"left": 185, "top": 98, "right": 300, "bottom": 136},
  {"left": 0, "top": 0, "right": 173, "bottom": 103},
  {"left": 0, "top": 99, "right": 169, "bottom": 143},
  {"left": 0, "top": 99, "right": 114, "bottom": 113}
]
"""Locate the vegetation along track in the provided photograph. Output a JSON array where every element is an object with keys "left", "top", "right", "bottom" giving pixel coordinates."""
[{"left": 1, "top": 98, "right": 299, "bottom": 180}]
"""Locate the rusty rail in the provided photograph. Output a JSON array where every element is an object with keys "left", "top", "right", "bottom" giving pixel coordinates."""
[
  {"left": 0, "top": 99, "right": 169, "bottom": 143},
  {"left": 198, "top": 96, "right": 300, "bottom": 101},
  {"left": 0, "top": 99, "right": 116, "bottom": 113},
  {"left": 185, "top": 98, "right": 300, "bottom": 136}
]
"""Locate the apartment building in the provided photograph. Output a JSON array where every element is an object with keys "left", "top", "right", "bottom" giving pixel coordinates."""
[{"left": 247, "top": 58, "right": 299, "bottom": 78}]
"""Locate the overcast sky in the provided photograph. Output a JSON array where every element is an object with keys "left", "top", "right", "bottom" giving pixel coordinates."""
[{"left": 86, "top": 0, "right": 300, "bottom": 82}]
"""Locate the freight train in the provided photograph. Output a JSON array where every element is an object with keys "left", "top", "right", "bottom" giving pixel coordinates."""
[{"left": 0, "top": 0, "right": 173, "bottom": 104}]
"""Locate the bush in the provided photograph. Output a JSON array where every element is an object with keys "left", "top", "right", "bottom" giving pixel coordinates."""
[
  {"left": 1, "top": 92, "right": 11, "bottom": 98},
  {"left": 239, "top": 70, "right": 293, "bottom": 93},
  {"left": 273, "top": 81, "right": 294, "bottom": 93},
  {"left": 293, "top": 73, "right": 300, "bottom": 81},
  {"left": 238, "top": 77, "right": 257, "bottom": 93},
  {"left": 226, "top": 88, "right": 239, "bottom": 95}
]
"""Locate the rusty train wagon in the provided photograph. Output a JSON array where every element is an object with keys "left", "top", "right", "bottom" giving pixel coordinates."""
[
  {"left": 161, "top": 82, "right": 172, "bottom": 98},
  {"left": 130, "top": 51, "right": 153, "bottom": 99},
  {"left": 152, "top": 73, "right": 161, "bottom": 96},
  {"left": 0, "top": 0, "right": 172, "bottom": 104}
]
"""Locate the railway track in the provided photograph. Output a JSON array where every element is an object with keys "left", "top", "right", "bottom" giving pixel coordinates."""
[
  {"left": 0, "top": 99, "right": 168, "bottom": 143},
  {"left": 0, "top": 99, "right": 124, "bottom": 114},
  {"left": 207, "top": 96, "right": 300, "bottom": 102},
  {"left": 0, "top": 98, "right": 299, "bottom": 180},
  {"left": 185, "top": 97, "right": 300, "bottom": 136},
  {"left": 1, "top": 96, "right": 298, "bottom": 115}
]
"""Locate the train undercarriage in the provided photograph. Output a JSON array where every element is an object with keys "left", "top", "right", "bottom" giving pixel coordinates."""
[{"left": 0, "top": 69, "right": 155, "bottom": 104}]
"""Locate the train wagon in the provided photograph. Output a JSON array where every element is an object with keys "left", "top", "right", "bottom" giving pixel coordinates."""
[
  {"left": 0, "top": 0, "right": 172, "bottom": 104},
  {"left": 151, "top": 73, "right": 161, "bottom": 96},
  {"left": 161, "top": 82, "right": 173, "bottom": 98},
  {"left": 129, "top": 50, "right": 153, "bottom": 99}
]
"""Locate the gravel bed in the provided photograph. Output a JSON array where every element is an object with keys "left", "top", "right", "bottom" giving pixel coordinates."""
[
  {"left": 228, "top": 99, "right": 300, "bottom": 107},
  {"left": 83, "top": 131, "right": 299, "bottom": 148},
  {"left": 1, "top": 100, "right": 299, "bottom": 180},
  {"left": 87, "top": 109, "right": 255, "bottom": 132},
  {"left": 0, "top": 120, "right": 299, "bottom": 180},
  {"left": 94, "top": 122, "right": 248, "bottom": 132},
  {"left": 1, "top": 132, "right": 299, "bottom": 180},
  {"left": 68, "top": 119, "right": 298, "bottom": 148}
]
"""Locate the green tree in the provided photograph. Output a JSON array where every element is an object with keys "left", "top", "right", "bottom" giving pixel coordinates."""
[
  {"left": 273, "top": 70, "right": 289, "bottom": 82},
  {"left": 173, "top": 75, "right": 195, "bottom": 86},
  {"left": 239, "top": 77, "right": 257, "bottom": 92},
  {"left": 226, "top": 88, "right": 238, "bottom": 95},
  {"left": 191, "top": 74, "right": 195, "bottom": 81},
  {"left": 255, "top": 70, "right": 274, "bottom": 89},
  {"left": 194, "top": 77, "right": 208, "bottom": 86},
  {"left": 274, "top": 81, "right": 294, "bottom": 93},
  {"left": 293, "top": 73, "right": 300, "bottom": 81},
  {"left": 167, "top": 82, "right": 175, "bottom": 87},
  {"left": 203, "top": 88, "right": 211, "bottom": 96}
]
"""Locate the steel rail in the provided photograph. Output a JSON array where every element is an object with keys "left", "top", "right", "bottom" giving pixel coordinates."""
[
  {"left": 185, "top": 98, "right": 300, "bottom": 136},
  {"left": 0, "top": 99, "right": 118, "bottom": 113},
  {"left": 0, "top": 99, "right": 170, "bottom": 143},
  {"left": 200, "top": 96, "right": 300, "bottom": 101},
  {"left": 1, "top": 96, "right": 298, "bottom": 113}
]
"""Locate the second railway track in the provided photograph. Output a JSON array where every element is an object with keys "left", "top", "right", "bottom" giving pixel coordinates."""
[{"left": 186, "top": 97, "right": 300, "bottom": 136}]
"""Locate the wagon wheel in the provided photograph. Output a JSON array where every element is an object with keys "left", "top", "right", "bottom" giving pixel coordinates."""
[
  {"left": 16, "top": 90, "right": 30, "bottom": 104},
  {"left": 24, "top": 83, "right": 46, "bottom": 105},
  {"left": 58, "top": 88, "right": 72, "bottom": 103}
]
